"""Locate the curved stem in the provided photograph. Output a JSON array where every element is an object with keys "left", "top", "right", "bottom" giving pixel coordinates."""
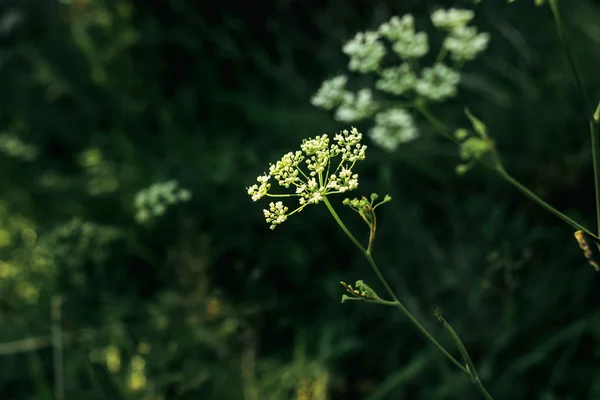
[
  {"left": 590, "top": 121, "right": 600, "bottom": 235},
  {"left": 322, "top": 197, "right": 468, "bottom": 374},
  {"left": 417, "top": 104, "right": 599, "bottom": 240},
  {"left": 323, "top": 197, "right": 500, "bottom": 399},
  {"left": 496, "top": 167, "right": 592, "bottom": 234},
  {"left": 474, "top": 379, "right": 495, "bottom": 400},
  {"left": 548, "top": 0, "right": 593, "bottom": 115},
  {"left": 549, "top": 0, "right": 600, "bottom": 235}
]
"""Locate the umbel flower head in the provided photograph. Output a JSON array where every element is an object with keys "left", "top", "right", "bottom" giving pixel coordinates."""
[
  {"left": 311, "top": 8, "right": 492, "bottom": 154},
  {"left": 247, "top": 127, "right": 367, "bottom": 229}
]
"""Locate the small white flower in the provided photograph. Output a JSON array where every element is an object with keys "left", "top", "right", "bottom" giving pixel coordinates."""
[
  {"left": 342, "top": 31, "right": 386, "bottom": 73},
  {"left": 263, "top": 201, "right": 289, "bottom": 230},
  {"left": 335, "top": 89, "right": 377, "bottom": 122},
  {"left": 431, "top": 8, "right": 474, "bottom": 31},
  {"left": 311, "top": 75, "right": 349, "bottom": 110},
  {"left": 376, "top": 63, "right": 416, "bottom": 95},
  {"left": 369, "top": 109, "right": 418, "bottom": 152},
  {"left": 337, "top": 167, "right": 359, "bottom": 192},
  {"left": 415, "top": 63, "right": 460, "bottom": 101},
  {"left": 269, "top": 151, "right": 303, "bottom": 187},
  {"left": 247, "top": 174, "right": 271, "bottom": 201},
  {"left": 444, "top": 26, "right": 490, "bottom": 62},
  {"left": 378, "top": 15, "right": 428, "bottom": 59},
  {"left": 392, "top": 31, "right": 429, "bottom": 59},
  {"left": 379, "top": 15, "right": 416, "bottom": 41},
  {"left": 308, "top": 191, "right": 324, "bottom": 204}
]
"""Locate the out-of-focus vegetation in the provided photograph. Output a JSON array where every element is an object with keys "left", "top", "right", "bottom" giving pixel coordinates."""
[{"left": 0, "top": 0, "right": 599, "bottom": 399}]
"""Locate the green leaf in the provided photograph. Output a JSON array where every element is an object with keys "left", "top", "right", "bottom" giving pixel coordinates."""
[{"left": 464, "top": 108, "right": 489, "bottom": 139}]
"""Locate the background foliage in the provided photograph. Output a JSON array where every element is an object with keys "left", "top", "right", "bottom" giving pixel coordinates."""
[{"left": 0, "top": 0, "right": 599, "bottom": 399}]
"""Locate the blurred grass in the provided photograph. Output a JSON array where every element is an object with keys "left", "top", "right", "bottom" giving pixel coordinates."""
[{"left": 0, "top": 0, "right": 600, "bottom": 399}]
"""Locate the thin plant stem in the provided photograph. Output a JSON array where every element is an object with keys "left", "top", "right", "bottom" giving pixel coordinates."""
[
  {"left": 591, "top": 121, "right": 600, "bottom": 234},
  {"left": 549, "top": 0, "right": 600, "bottom": 235},
  {"left": 51, "top": 296, "right": 64, "bottom": 400},
  {"left": 548, "top": 0, "right": 593, "bottom": 115},
  {"left": 496, "top": 166, "right": 592, "bottom": 234},
  {"left": 323, "top": 196, "right": 496, "bottom": 400},
  {"left": 473, "top": 379, "right": 495, "bottom": 400},
  {"left": 435, "top": 311, "right": 494, "bottom": 400},
  {"left": 322, "top": 197, "right": 466, "bottom": 373},
  {"left": 416, "top": 104, "right": 599, "bottom": 240}
]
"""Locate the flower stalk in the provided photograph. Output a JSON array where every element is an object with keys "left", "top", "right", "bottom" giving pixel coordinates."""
[{"left": 549, "top": 0, "right": 600, "bottom": 238}]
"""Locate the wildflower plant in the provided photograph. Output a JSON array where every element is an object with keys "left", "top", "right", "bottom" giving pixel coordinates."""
[
  {"left": 250, "top": 3, "right": 600, "bottom": 400},
  {"left": 247, "top": 127, "right": 366, "bottom": 230},
  {"left": 248, "top": 125, "right": 493, "bottom": 399},
  {"left": 313, "top": 3, "right": 600, "bottom": 247}
]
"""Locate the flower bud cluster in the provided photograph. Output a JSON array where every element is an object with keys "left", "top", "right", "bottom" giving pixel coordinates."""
[{"left": 247, "top": 128, "right": 366, "bottom": 229}]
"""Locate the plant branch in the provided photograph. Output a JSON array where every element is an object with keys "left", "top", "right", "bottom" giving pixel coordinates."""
[
  {"left": 323, "top": 197, "right": 500, "bottom": 399},
  {"left": 322, "top": 197, "right": 468, "bottom": 374},
  {"left": 417, "top": 103, "right": 600, "bottom": 241},
  {"left": 549, "top": 0, "right": 600, "bottom": 235}
]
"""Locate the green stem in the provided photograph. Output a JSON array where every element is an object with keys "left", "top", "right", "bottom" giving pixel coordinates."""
[
  {"left": 323, "top": 197, "right": 499, "bottom": 399},
  {"left": 548, "top": 0, "right": 593, "bottom": 115},
  {"left": 549, "top": 0, "right": 600, "bottom": 235},
  {"left": 591, "top": 121, "right": 600, "bottom": 235},
  {"left": 436, "top": 311, "right": 494, "bottom": 400},
  {"left": 322, "top": 197, "right": 468, "bottom": 375},
  {"left": 474, "top": 379, "right": 495, "bottom": 400},
  {"left": 417, "top": 104, "right": 599, "bottom": 240},
  {"left": 497, "top": 167, "right": 592, "bottom": 234}
]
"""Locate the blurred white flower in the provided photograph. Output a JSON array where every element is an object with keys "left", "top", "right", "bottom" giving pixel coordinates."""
[
  {"left": 415, "top": 63, "right": 460, "bottom": 101},
  {"left": 376, "top": 63, "right": 417, "bottom": 95},
  {"left": 379, "top": 15, "right": 429, "bottom": 59},
  {"left": 311, "top": 75, "right": 349, "bottom": 110},
  {"left": 335, "top": 89, "right": 377, "bottom": 122},
  {"left": 444, "top": 26, "right": 490, "bottom": 62},
  {"left": 369, "top": 109, "right": 418, "bottom": 151},
  {"left": 342, "top": 31, "right": 386, "bottom": 73},
  {"left": 431, "top": 8, "right": 474, "bottom": 31}
]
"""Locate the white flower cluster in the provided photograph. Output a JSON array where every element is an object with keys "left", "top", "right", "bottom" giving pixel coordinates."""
[
  {"left": 430, "top": 8, "right": 475, "bottom": 30},
  {"left": 311, "top": 8, "right": 490, "bottom": 153},
  {"left": 415, "top": 63, "right": 460, "bottom": 101},
  {"left": 335, "top": 89, "right": 376, "bottom": 122},
  {"left": 379, "top": 15, "right": 429, "bottom": 59},
  {"left": 247, "top": 128, "right": 367, "bottom": 230},
  {"left": 376, "top": 63, "right": 416, "bottom": 95},
  {"left": 311, "top": 79, "right": 376, "bottom": 123},
  {"left": 342, "top": 31, "right": 386, "bottom": 73},
  {"left": 431, "top": 8, "right": 490, "bottom": 62},
  {"left": 134, "top": 180, "right": 192, "bottom": 224},
  {"left": 310, "top": 75, "right": 348, "bottom": 110},
  {"left": 370, "top": 109, "right": 418, "bottom": 151}
]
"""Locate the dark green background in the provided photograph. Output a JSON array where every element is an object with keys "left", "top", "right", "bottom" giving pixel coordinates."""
[{"left": 1, "top": 0, "right": 599, "bottom": 399}]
